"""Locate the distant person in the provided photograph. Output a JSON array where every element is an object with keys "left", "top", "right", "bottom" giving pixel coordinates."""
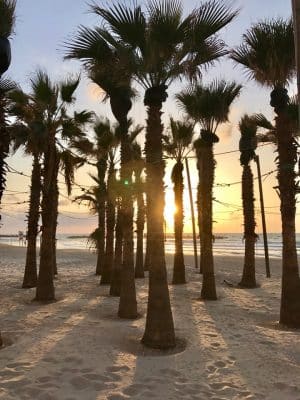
[{"left": 18, "top": 231, "right": 24, "bottom": 246}]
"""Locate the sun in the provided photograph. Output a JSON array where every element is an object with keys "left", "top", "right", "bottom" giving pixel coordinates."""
[{"left": 164, "top": 202, "right": 177, "bottom": 232}]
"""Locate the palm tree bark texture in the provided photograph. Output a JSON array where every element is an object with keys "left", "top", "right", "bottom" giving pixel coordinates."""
[
  {"left": 22, "top": 155, "right": 41, "bottom": 288},
  {"left": 97, "top": 158, "right": 106, "bottom": 278},
  {"left": 35, "top": 131, "right": 56, "bottom": 301},
  {"left": 142, "top": 86, "right": 175, "bottom": 349},
  {"left": 109, "top": 202, "right": 123, "bottom": 297},
  {"left": 135, "top": 169, "right": 145, "bottom": 279},
  {"left": 272, "top": 88, "right": 300, "bottom": 327},
  {"left": 0, "top": 88, "right": 10, "bottom": 205},
  {"left": 103, "top": 164, "right": 116, "bottom": 286},
  {"left": 195, "top": 138, "right": 217, "bottom": 300},
  {"left": 239, "top": 164, "right": 257, "bottom": 288},
  {"left": 172, "top": 161, "right": 186, "bottom": 284},
  {"left": 118, "top": 134, "right": 138, "bottom": 319}
]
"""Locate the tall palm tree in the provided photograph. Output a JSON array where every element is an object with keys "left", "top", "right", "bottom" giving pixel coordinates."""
[
  {"left": 231, "top": 18, "right": 300, "bottom": 328},
  {"left": 64, "top": 18, "right": 138, "bottom": 319},
  {"left": 0, "top": 78, "right": 16, "bottom": 206},
  {"left": 163, "top": 118, "right": 194, "bottom": 284},
  {"left": 238, "top": 115, "right": 258, "bottom": 288},
  {"left": 103, "top": 146, "right": 118, "bottom": 284},
  {"left": 0, "top": 0, "right": 16, "bottom": 347},
  {"left": 8, "top": 87, "right": 46, "bottom": 287},
  {"left": 0, "top": 0, "right": 16, "bottom": 76},
  {"left": 92, "top": 0, "right": 238, "bottom": 348},
  {"left": 177, "top": 80, "right": 241, "bottom": 299},
  {"left": 75, "top": 118, "right": 114, "bottom": 280},
  {"left": 0, "top": 0, "right": 16, "bottom": 204},
  {"left": 132, "top": 142, "right": 146, "bottom": 279},
  {"left": 27, "top": 70, "right": 82, "bottom": 302}
]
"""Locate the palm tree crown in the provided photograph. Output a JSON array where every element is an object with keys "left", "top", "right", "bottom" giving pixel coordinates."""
[
  {"left": 231, "top": 19, "right": 295, "bottom": 88},
  {"left": 177, "top": 79, "right": 242, "bottom": 141},
  {"left": 91, "top": 0, "right": 238, "bottom": 92},
  {"left": 239, "top": 115, "right": 258, "bottom": 166}
]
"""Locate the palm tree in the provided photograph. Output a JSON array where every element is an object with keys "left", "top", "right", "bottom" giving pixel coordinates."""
[
  {"left": 132, "top": 142, "right": 146, "bottom": 279},
  {"left": 0, "top": 78, "right": 16, "bottom": 206},
  {"left": 231, "top": 18, "right": 300, "bottom": 328},
  {"left": 238, "top": 115, "right": 258, "bottom": 288},
  {"left": 0, "top": 0, "right": 16, "bottom": 203},
  {"left": 177, "top": 80, "right": 241, "bottom": 299},
  {"left": 64, "top": 18, "right": 138, "bottom": 319},
  {"left": 8, "top": 87, "right": 46, "bottom": 287},
  {"left": 0, "top": 0, "right": 16, "bottom": 346},
  {"left": 0, "top": 0, "right": 15, "bottom": 76},
  {"left": 27, "top": 71, "right": 82, "bottom": 302},
  {"left": 163, "top": 118, "right": 194, "bottom": 284},
  {"left": 75, "top": 118, "right": 114, "bottom": 281},
  {"left": 92, "top": 0, "right": 238, "bottom": 348}
]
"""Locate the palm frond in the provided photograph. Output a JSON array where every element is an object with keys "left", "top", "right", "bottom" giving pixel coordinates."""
[
  {"left": 239, "top": 114, "right": 257, "bottom": 165},
  {"left": 91, "top": 1, "right": 146, "bottom": 50},
  {"left": 0, "top": 0, "right": 16, "bottom": 37},
  {"left": 176, "top": 79, "right": 242, "bottom": 132},
  {"left": 59, "top": 150, "right": 84, "bottom": 196},
  {"left": 231, "top": 18, "right": 295, "bottom": 88},
  {"left": 74, "top": 110, "right": 95, "bottom": 125},
  {"left": 190, "top": 0, "right": 239, "bottom": 42},
  {"left": 64, "top": 25, "right": 112, "bottom": 62},
  {"left": 252, "top": 113, "right": 274, "bottom": 130},
  {"left": 60, "top": 75, "right": 80, "bottom": 103},
  {"left": 30, "top": 69, "right": 58, "bottom": 108}
]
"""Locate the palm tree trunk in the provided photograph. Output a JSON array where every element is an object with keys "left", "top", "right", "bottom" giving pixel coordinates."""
[
  {"left": 0, "top": 95, "right": 9, "bottom": 206},
  {"left": 110, "top": 202, "right": 122, "bottom": 296},
  {"left": 144, "top": 227, "right": 151, "bottom": 271},
  {"left": 195, "top": 143, "right": 204, "bottom": 275},
  {"left": 35, "top": 135, "right": 56, "bottom": 301},
  {"left": 199, "top": 144, "right": 217, "bottom": 300},
  {"left": 172, "top": 161, "right": 186, "bottom": 284},
  {"left": 22, "top": 154, "right": 41, "bottom": 288},
  {"left": 135, "top": 175, "right": 145, "bottom": 278},
  {"left": 118, "top": 136, "right": 137, "bottom": 318},
  {"left": 52, "top": 158, "right": 59, "bottom": 277},
  {"left": 96, "top": 158, "right": 106, "bottom": 276},
  {"left": 142, "top": 91, "right": 175, "bottom": 349},
  {"left": 276, "top": 109, "right": 300, "bottom": 327},
  {"left": 239, "top": 164, "right": 257, "bottom": 288},
  {"left": 101, "top": 165, "right": 116, "bottom": 284}
]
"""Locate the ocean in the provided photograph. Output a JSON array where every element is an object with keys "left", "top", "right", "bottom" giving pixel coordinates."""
[{"left": 1, "top": 233, "right": 299, "bottom": 259}]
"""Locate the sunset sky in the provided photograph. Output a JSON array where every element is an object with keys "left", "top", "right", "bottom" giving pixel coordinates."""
[{"left": 1, "top": 0, "right": 296, "bottom": 235}]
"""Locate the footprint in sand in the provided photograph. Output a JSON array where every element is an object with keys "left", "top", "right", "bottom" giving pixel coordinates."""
[
  {"left": 69, "top": 376, "right": 90, "bottom": 390},
  {"left": 106, "top": 365, "right": 130, "bottom": 373},
  {"left": 6, "top": 362, "right": 32, "bottom": 369},
  {"left": 22, "top": 387, "right": 42, "bottom": 397},
  {"left": 36, "top": 376, "right": 53, "bottom": 383},
  {"left": 159, "top": 368, "right": 182, "bottom": 378},
  {"left": 82, "top": 373, "right": 106, "bottom": 381},
  {"left": 0, "top": 369, "right": 23, "bottom": 378},
  {"left": 122, "top": 383, "right": 150, "bottom": 396},
  {"left": 42, "top": 356, "right": 58, "bottom": 364},
  {"left": 64, "top": 356, "right": 83, "bottom": 364},
  {"left": 37, "top": 392, "right": 58, "bottom": 400},
  {"left": 210, "top": 342, "right": 222, "bottom": 349}
]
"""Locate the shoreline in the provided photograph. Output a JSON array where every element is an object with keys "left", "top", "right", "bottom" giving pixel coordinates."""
[{"left": 0, "top": 242, "right": 283, "bottom": 260}]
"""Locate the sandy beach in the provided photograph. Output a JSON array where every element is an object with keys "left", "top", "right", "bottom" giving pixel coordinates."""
[{"left": 1, "top": 244, "right": 300, "bottom": 400}]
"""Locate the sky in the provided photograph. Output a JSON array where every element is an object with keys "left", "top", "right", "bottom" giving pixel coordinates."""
[{"left": 1, "top": 0, "right": 296, "bottom": 235}]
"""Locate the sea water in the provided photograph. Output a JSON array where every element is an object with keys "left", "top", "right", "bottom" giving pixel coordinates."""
[{"left": 1, "top": 233, "right": 299, "bottom": 259}]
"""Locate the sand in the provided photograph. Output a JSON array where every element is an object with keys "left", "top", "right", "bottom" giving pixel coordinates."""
[{"left": 0, "top": 244, "right": 300, "bottom": 400}]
